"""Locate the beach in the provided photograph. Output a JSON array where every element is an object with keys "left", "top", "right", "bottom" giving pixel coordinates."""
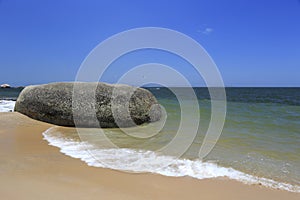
[
  {"left": 1, "top": 0, "right": 300, "bottom": 199},
  {"left": 0, "top": 112, "right": 299, "bottom": 200}
]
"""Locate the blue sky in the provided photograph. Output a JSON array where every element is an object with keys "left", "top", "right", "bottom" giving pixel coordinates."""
[{"left": 0, "top": 0, "right": 299, "bottom": 87}]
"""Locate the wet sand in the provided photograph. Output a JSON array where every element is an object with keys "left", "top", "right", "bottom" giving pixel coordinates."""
[{"left": 0, "top": 112, "right": 299, "bottom": 200}]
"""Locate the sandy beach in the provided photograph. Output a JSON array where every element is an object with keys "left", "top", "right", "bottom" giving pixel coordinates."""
[{"left": 0, "top": 112, "right": 299, "bottom": 200}]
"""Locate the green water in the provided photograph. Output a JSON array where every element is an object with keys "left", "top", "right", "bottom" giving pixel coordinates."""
[{"left": 155, "top": 88, "right": 300, "bottom": 186}]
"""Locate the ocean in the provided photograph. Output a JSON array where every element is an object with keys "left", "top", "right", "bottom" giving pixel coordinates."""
[
  {"left": 1, "top": 87, "right": 299, "bottom": 192},
  {"left": 0, "top": 87, "right": 22, "bottom": 112}
]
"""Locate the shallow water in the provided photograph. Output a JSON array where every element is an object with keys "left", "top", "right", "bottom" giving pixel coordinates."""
[{"left": 0, "top": 100, "right": 15, "bottom": 112}]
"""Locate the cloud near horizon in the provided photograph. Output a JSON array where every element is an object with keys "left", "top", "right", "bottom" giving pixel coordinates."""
[{"left": 198, "top": 27, "right": 213, "bottom": 35}]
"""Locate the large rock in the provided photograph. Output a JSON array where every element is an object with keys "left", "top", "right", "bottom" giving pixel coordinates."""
[{"left": 14, "top": 82, "right": 161, "bottom": 128}]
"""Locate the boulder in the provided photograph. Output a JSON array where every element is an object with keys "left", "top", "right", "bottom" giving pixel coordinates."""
[{"left": 14, "top": 82, "right": 161, "bottom": 128}]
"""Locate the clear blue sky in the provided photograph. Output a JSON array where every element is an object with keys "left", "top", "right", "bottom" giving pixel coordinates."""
[{"left": 0, "top": 0, "right": 299, "bottom": 87}]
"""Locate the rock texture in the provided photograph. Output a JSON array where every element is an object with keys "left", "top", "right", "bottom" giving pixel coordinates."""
[{"left": 14, "top": 82, "right": 161, "bottom": 128}]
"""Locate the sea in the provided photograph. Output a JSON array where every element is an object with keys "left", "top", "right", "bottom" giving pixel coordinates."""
[
  {"left": 0, "top": 87, "right": 22, "bottom": 112},
  {"left": 1, "top": 87, "right": 299, "bottom": 192}
]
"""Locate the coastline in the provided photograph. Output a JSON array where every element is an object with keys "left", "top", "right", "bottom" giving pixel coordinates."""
[{"left": 0, "top": 112, "right": 299, "bottom": 200}]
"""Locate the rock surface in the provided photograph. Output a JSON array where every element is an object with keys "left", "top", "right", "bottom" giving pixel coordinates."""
[{"left": 14, "top": 82, "right": 161, "bottom": 128}]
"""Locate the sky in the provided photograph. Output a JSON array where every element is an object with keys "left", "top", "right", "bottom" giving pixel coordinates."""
[{"left": 0, "top": 0, "right": 300, "bottom": 87}]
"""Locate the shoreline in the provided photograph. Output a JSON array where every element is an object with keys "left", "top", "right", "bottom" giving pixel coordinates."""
[{"left": 0, "top": 112, "right": 299, "bottom": 200}]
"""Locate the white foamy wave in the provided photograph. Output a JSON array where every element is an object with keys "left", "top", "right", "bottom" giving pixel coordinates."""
[
  {"left": 0, "top": 100, "right": 15, "bottom": 112},
  {"left": 43, "top": 127, "right": 300, "bottom": 193}
]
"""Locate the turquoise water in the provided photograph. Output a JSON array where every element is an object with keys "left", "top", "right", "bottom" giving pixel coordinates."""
[
  {"left": 1, "top": 87, "right": 300, "bottom": 192},
  {"left": 198, "top": 101, "right": 300, "bottom": 185}
]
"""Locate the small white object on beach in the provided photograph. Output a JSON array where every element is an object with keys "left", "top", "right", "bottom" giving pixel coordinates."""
[{"left": 0, "top": 84, "right": 11, "bottom": 88}]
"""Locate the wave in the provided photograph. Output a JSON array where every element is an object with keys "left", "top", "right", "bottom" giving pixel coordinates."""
[
  {"left": 0, "top": 100, "right": 15, "bottom": 112},
  {"left": 43, "top": 127, "right": 300, "bottom": 193}
]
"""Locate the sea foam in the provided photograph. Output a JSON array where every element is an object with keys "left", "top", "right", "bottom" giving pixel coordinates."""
[
  {"left": 0, "top": 100, "right": 15, "bottom": 112},
  {"left": 43, "top": 127, "right": 300, "bottom": 193}
]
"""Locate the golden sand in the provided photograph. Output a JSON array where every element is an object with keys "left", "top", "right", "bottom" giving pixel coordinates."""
[{"left": 0, "top": 112, "right": 299, "bottom": 200}]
